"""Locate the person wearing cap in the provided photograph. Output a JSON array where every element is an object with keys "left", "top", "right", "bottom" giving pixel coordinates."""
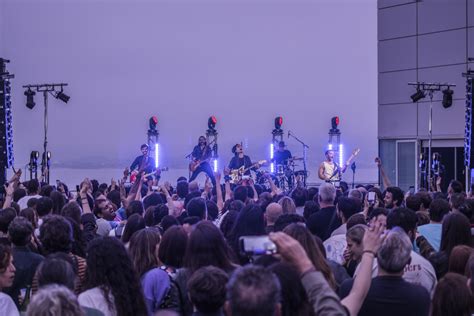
[
  {"left": 228, "top": 144, "right": 257, "bottom": 176},
  {"left": 273, "top": 141, "right": 292, "bottom": 166},
  {"left": 318, "top": 148, "right": 346, "bottom": 182}
]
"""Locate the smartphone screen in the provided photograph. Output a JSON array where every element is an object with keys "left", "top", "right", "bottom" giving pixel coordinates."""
[
  {"left": 239, "top": 236, "right": 277, "bottom": 255},
  {"left": 368, "top": 191, "right": 376, "bottom": 202}
]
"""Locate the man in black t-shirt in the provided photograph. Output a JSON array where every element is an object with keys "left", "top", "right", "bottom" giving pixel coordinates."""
[
  {"left": 228, "top": 144, "right": 257, "bottom": 177},
  {"left": 273, "top": 141, "right": 292, "bottom": 166},
  {"left": 129, "top": 144, "right": 155, "bottom": 181},
  {"left": 189, "top": 136, "right": 216, "bottom": 187}
]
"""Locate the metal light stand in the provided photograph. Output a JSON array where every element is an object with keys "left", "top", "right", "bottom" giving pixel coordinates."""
[
  {"left": 288, "top": 131, "right": 309, "bottom": 187},
  {"left": 206, "top": 128, "right": 218, "bottom": 169},
  {"left": 270, "top": 127, "right": 285, "bottom": 189},
  {"left": 408, "top": 82, "right": 456, "bottom": 191},
  {"left": 147, "top": 127, "right": 159, "bottom": 167},
  {"left": 22, "top": 83, "right": 68, "bottom": 184},
  {"left": 328, "top": 128, "right": 341, "bottom": 180}
]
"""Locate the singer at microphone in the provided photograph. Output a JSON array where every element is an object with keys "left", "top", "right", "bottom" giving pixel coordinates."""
[{"left": 273, "top": 141, "right": 292, "bottom": 166}]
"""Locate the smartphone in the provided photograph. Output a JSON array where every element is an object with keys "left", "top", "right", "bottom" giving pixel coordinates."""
[
  {"left": 239, "top": 236, "right": 277, "bottom": 255},
  {"left": 76, "top": 185, "right": 80, "bottom": 192},
  {"left": 152, "top": 186, "right": 159, "bottom": 191},
  {"left": 368, "top": 191, "right": 376, "bottom": 203},
  {"left": 408, "top": 186, "right": 415, "bottom": 195}
]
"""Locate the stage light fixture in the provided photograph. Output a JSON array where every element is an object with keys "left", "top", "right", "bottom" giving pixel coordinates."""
[
  {"left": 274, "top": 117, "right": 283, "bottom": 130},
  {"left": 331, "top": 116, "right": 339, "bottom": 130},
  {"left": 149, "top": 116, "right": 158, "bottom": 130},
  {"left": 30, "top": 151, "right": 39, "bottom": 161},
  {"left": 442, "top": 87, "right": 453, "bottom": 108},
  {"left": 24, "top": 89, "right": 36, "bottom": 109},
  {"left": 411, "top": 88, "right": 425, "bottom": 103},
  {"left": 213, "top": 159, "right": 218, "bottom": 172},
  {"left": 208, "top": 116, "right": 217, "bottom": 130},
  {"left": 338, "top": 144, "right": 344, "bottom": 168},
  {"left": 55, "top": 89, "right": 70, "bottom": 103},
  {"left": 270, "top": 143, "right": 275, "bottom": 173},
  {"left": 155, "top": 143, "right": 159, "bottom": 168}
]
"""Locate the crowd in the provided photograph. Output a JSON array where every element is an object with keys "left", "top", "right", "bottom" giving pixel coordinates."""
[{"left": 0, "top": 160, "right": 473, "bottom": 316}]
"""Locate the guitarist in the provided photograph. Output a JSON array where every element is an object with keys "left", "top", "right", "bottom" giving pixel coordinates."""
[
  {"left": 189, "top": 136, "right": 216, "bottom": 186},
  {"left": 318, "top": 148, "right": 346, "bottom": 182},
  {"left": 130, "top": 144, "right": 156, "bottom": 181},
  {"left": 228, "top": 143, "right": 256, "bottom": 177}
]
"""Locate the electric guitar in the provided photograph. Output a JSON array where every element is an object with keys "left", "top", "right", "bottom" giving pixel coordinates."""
[
  {"left": 189, "top": 140, "right": 216, "bottom": 172},
  {"left": 189, "top": 158, "right": 211, "bottom": 172},
  {"left": 328, "top": 148, "right": 360, "bottom": 180},
  {"left": 230, "top": 160, "right": 267, "bottom": 184},
  {"left": 129, "top": 167, "right": 169, "bottom": 183}
]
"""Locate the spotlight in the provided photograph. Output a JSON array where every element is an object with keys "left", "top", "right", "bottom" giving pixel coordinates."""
[
  {"left": 30, "top": 151, "right": 39, "bottom": 161},
  {"left": 208, "top": 116, "right": 217, "bottom": 130},
  {"left": 274, "top": 117, "right": 283, "bottom": 130},
  {"left": 442, "top": 87, "right": 453, "bottom": 108},
  {"left": 55, "top": 89, "right": 70, "bottom": 103},
  {"left": 411, "top": 88, "right": 425, "bottom": 103},
  {"left": 331, "top": 116, "right": 339, "bottom": 130},
  {"left": 149, "top": 116, "right": 158, "bottom": 130},
  {"left": 24, "top": 89, "right": 36, "bottom": 109}
]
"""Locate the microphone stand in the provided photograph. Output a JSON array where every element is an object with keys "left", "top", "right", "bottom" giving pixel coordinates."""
[
  {"left": 288, "top": 131, "right": 310, "bottom": 187},
  {"left": 351, "top": 162, "right": 356, "bottom": 189}
]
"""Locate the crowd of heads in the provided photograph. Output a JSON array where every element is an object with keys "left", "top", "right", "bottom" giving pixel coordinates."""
[{"left": 0, "top": 169, "right": 472, "bottom": 316}]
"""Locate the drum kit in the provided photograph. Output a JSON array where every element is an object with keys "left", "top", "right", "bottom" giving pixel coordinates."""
[{"left": 256, "top": 157, "right": 307, "bottom": 191}]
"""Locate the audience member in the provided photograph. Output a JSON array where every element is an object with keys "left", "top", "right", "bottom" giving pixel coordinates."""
[
  {"left": 78, "top": 237, "right": 147, "bottom": 316},
  {"left": 307, "top": 183, "right": 339, "bottom": 240},
  {"left": 188, "top": 266, "right": 228, "bottom": 316},
  {"left": 0, "top": 244, "right": 19, "bottom": 316},
  {"left": 340, "top": 228, "right": 430, "bottom": 316},
  {"left": 5, "top": 217, "right": 44, "bottom": 307}
]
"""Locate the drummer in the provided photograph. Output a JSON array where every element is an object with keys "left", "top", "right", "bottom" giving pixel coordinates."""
[{"left": 273, "top": 141, "right": 292, "bottom": 166}]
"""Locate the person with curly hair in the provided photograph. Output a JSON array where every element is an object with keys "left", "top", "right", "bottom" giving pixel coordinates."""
[
  {"left": 0, "top": 244, "right": 19, "bottom": 316},
  {"left": 78, "top": 237, "right": 147, "bottom": 316},
  {"left": 38, "top": 215, "right": 87, "bottom": 294}
]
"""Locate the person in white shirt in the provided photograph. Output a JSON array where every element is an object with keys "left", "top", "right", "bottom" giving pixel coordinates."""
[
  {"left": 385, "top": 208, "right": 437, "bottom": 294},
  {"left": 0, "top": 244, "right": 19, "bottom": 316},
  {"left": 17, "top": 179, "right": 42, "bottom": 210}
]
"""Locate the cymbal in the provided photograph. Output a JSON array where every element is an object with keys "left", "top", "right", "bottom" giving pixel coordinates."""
[{"left": 289, "top": 157, "right": 303, "bottom": 161}]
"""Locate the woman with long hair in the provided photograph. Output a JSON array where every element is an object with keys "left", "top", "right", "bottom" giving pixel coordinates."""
[
  {"left": 431, "top": 273, "right": 474, "bottom": 316},
  {"left": 78, "top": 237, "right": 147, "bottom": 316},
  {"left": 129, "top": 228, "right": 170, "bottom": 315},
  {"left": 175, "top": 221, "right": 237, "bottom": 316},
  {"left": 228, "top": 204, "right": 266, "bottom": 264},
  {"left": 419, "top": 212, "right": 472, "bottom": 279},
  {"left": 158, "top": 225, "right": 188, "bottom": 275},
  {"left": 283, "top": 223, "right": 337, "bottom": 289}
]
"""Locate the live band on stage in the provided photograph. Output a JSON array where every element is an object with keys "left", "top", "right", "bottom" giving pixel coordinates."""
[{"left": 126, "top": 116, "right": 360, "bottom": 190}]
